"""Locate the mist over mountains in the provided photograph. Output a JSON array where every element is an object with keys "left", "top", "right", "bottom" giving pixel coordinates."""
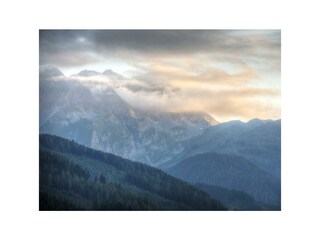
[
  {"left": 40, "top": 65, "right": 219, "bottom": 166},
  {"left": 39, "top": 65, "right": 281, "bottom": 209}
]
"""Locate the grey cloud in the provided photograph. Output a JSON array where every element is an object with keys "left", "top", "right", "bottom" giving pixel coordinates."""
[
  {"left": 39, "top": 30, "right": 281, "bottom": 121},
  {"left": 40, "top": 30, "right": 281, "bottom": 66},
  {"left": 40, "top": 30, "right": 224, "bottom": 55},
  {"left": 91, "top": 30, "right": 225, "bottom": 55},
  {"left": 124, "top": 82, "right": 180, "bottom": 95}
]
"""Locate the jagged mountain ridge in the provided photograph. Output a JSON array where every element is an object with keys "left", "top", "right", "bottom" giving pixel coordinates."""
[
  {"left": 70, "top": 69, "right": 125, "bottom": 80},
  {"left": 162, "top": 118, "right": 281, "bottom": 177},
  {"left": 39, "top": 66, "right": 219, "bottom": 166}
]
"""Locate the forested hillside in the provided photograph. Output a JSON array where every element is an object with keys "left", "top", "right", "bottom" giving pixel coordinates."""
[
  {"left": 39, "top": 134, "right": 226, "bottom": 210},
  {"left": 166, "top": 152, "right": 280, "bottom": 207}
]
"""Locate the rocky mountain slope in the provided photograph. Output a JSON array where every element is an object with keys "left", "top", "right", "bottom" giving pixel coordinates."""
[{"left": 40, "top": 66, "right": 218, "bottom": 166}]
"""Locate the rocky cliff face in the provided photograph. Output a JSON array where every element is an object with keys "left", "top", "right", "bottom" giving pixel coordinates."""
[{"left": 39, "top": 66, "right": 218, "bottom": 166}]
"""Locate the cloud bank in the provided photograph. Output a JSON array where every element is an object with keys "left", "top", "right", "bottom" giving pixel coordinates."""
[{"left": 40, "top": 30, "right": 281, "bottom": 122}]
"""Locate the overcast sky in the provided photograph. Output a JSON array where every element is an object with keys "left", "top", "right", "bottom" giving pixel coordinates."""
[{"left": 40, "top": 30, "right": 281, "bottom": 122}]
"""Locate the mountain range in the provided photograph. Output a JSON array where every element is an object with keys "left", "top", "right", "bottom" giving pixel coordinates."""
[
  {"left": 162, "top": 119, "right": 281, "bottom": 178},
  {"left": 40, "top": 65, "right": 219, "bottom": 166},
  {"left": 39, "top": 65, "right": 281, "bottom": 210}
]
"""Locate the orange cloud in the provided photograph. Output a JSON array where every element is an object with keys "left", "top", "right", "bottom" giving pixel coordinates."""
[{"left": 41, "top": 30, "right": 281, "bottom": 122}]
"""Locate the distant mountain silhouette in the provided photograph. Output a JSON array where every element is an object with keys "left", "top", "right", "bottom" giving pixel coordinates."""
[
  {"left": 166, "top": 152, "right": 280, "bottom": 207},
  {"left": 163, "top": 119, "right": 281, "bottom": 178}
]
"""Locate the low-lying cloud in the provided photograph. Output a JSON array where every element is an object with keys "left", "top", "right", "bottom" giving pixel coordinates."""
[{"left": 40, "top": 30, "right": 281, "bottom": 122}]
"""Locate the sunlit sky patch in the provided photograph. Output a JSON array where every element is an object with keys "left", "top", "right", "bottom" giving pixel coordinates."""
[{"left": 40, "top": 30, "right": 281, "bottom": 122}]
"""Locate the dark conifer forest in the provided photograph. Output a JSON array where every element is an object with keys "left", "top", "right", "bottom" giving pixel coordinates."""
[{"left": 39, "top": 134, "right": 226, "bottom": 210}]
